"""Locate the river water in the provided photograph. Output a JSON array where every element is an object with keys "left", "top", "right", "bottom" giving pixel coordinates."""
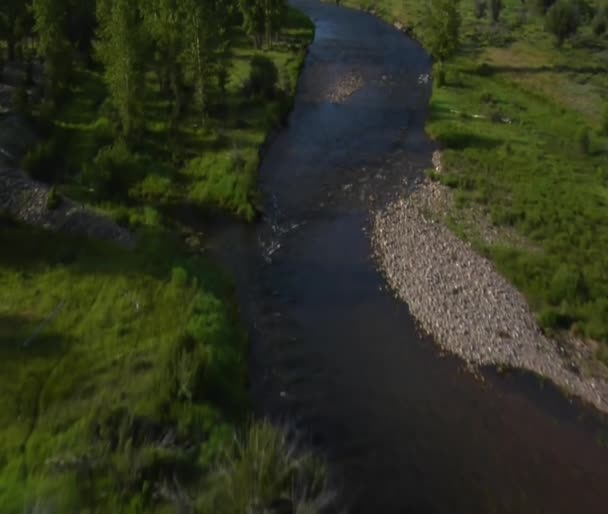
[{"left": 207, "top": 2, "right": 608, "bottom": 512}]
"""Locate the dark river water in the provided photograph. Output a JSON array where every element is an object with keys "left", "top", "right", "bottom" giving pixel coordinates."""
[{"left": 207, "top": 1, "right": 608, "bottom": 513}]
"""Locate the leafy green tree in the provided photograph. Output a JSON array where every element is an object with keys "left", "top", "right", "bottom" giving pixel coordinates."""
[
  {"left": 179, "top": 0, "right": 232, "bottom": 124},
  {"left": 239, "top": 0, "right": 265, "bottom": 47},
  {"left": 95, "top": 0, "right": 146, "bottom": 138},
  {"left": 32, "top": 0, "right": 72, "bottom": 98},
  {"left": 239, "top": 0, "right": 286, "bottom": 48},
  {"left": 142, "top": 0, "right": 185, "bottom": 121},
  {"left": 422, "top": 0, "right": 462, "bottom": 65}
]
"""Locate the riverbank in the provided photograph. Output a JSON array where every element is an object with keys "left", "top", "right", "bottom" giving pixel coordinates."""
[
  {"left": 332, "top": 0, "right": 608, "bottom": 379},
  {"left": 372, "top": 175, "right": 608, "bottom": 413}
]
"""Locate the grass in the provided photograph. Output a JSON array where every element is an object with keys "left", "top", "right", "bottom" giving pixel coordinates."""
[
  {"left": 335, "top": 0, "right": 608, "bottom": 353},
  {"left": 0, "top": 220, "right": 331, "bottom": 514},
  {"left": 0, "top": 221, "right": 248, "bottom": 513},
  {"left": 25, "top": 7, "right": 314, "bottom": 223}
]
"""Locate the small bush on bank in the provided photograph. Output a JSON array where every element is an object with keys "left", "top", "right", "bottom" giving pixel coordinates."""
[{"left": 545, "top": 0, "right": 580, "bottom": 47}]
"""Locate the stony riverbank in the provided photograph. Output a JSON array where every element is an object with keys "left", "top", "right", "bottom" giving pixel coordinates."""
[
  {"left": 0, "top": 166, "right": 135, "bottom": 248},
  {"left": 372, "top": 176, "right": 608, "bottom": 413}
]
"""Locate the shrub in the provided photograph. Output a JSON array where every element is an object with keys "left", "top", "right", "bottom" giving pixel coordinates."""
[
  {"left": 85, "top": 141, "right": 143, "bottom": 197},
  {"left": 592, "top": 13, "right": 607, "bottom": 35},
  {"left": 577, "top": 126, "right": 590, "bottom": 154},
  {"left": 245, "top": 55, "right": 278, "bottom": 99},
  {"left": 22, "top": 140, "right": 60, "bottom": 182},
  {"left": 200, "top": 422, "right": 332, "bottom": 514},
  {"left": 545, "top": 0, "right": 580, "bottom": 47},
  {"left": 473, "top": 0, "right": 488, "bottom": 18}
]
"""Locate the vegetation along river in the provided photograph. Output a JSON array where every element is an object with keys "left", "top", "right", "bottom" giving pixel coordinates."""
[{"left": 207, "top": 1, "right": 608, "bottom": 513}]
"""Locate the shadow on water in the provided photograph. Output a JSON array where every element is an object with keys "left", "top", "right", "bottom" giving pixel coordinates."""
[{"left": 204, "top": 1, "right": 608, "bottom": 513}]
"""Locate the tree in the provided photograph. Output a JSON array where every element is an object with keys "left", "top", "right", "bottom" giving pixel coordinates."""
[
  {"left": 0, "top": 0, "right": 31, "bottom": 61},
  {"left": 490, "top": 0, "right": 504, "bottom": 22},
  {"left": 142, "top": 0, "right": 185, "bottom": 121},
  {"left": 545, "top": 0, "right": 579, "bottom": 47},
  {"left": 179, "top": 0, "right": 229, "bottom": 124},
  {"left": 32, "top": 0, "right": 72, "bottom": 98},
  {"left": 239, "top": 0, "right": 286, "bottom": 48},
  {"left": 422, "top": 0, "right": 462, "bottom": 64},
  {"left": 95, "top": 0, "right": 146, "bottom": 138},
  {"left": 473, "top": 0, "right": 488, "bottom": 19}
]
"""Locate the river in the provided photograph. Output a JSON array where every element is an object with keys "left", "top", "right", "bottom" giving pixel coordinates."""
[{"left": 206, "top": 1, "right": 608, "bottom": 512}]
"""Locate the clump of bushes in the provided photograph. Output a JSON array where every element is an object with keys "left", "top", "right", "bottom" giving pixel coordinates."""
[
  {"left": 244, "top": 55, "right": 279, "bottom": 99},
  {"left": 83, "top": 141, "right": 144, "bottom": 198},
  {"left": 545, "top": 0, "right": 580, "bottom": 46}
]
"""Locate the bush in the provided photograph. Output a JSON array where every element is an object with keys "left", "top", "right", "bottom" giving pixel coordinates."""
[
  {"left": 22, "top": 140, "right": 60, "bottom": 182},
  {"left": 592, "top": 13, "right": 607, "bottom": 35},
  {"left": 200, "top": 422, "right": 332, "bottom": 514},
  {"left": 577, "top": 126, "right": 590, "bottom": 154},
  {"left": 545, "top": 0, "right": 580, "bottom": 47},
  {"left": 85, "top": 141, "right": 143, "bottom": 198},
  {"left": 245, "top": 55, "right": 278, "bottom": 99},
  {"left": 473, "top": 0, "right": 488, "bottom": 18}
]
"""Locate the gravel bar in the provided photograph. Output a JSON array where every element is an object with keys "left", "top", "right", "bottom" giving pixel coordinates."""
[{"left": 372, "top": 178, "right": 608, "bottom": 413}]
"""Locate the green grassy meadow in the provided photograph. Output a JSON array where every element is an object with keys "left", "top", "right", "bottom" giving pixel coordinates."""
[
  {"left": 0, "top": 222, "right": 247, "bottom": 512},
  {"left": 336, "top": 0, "right": 608, "bottom": 351}
]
